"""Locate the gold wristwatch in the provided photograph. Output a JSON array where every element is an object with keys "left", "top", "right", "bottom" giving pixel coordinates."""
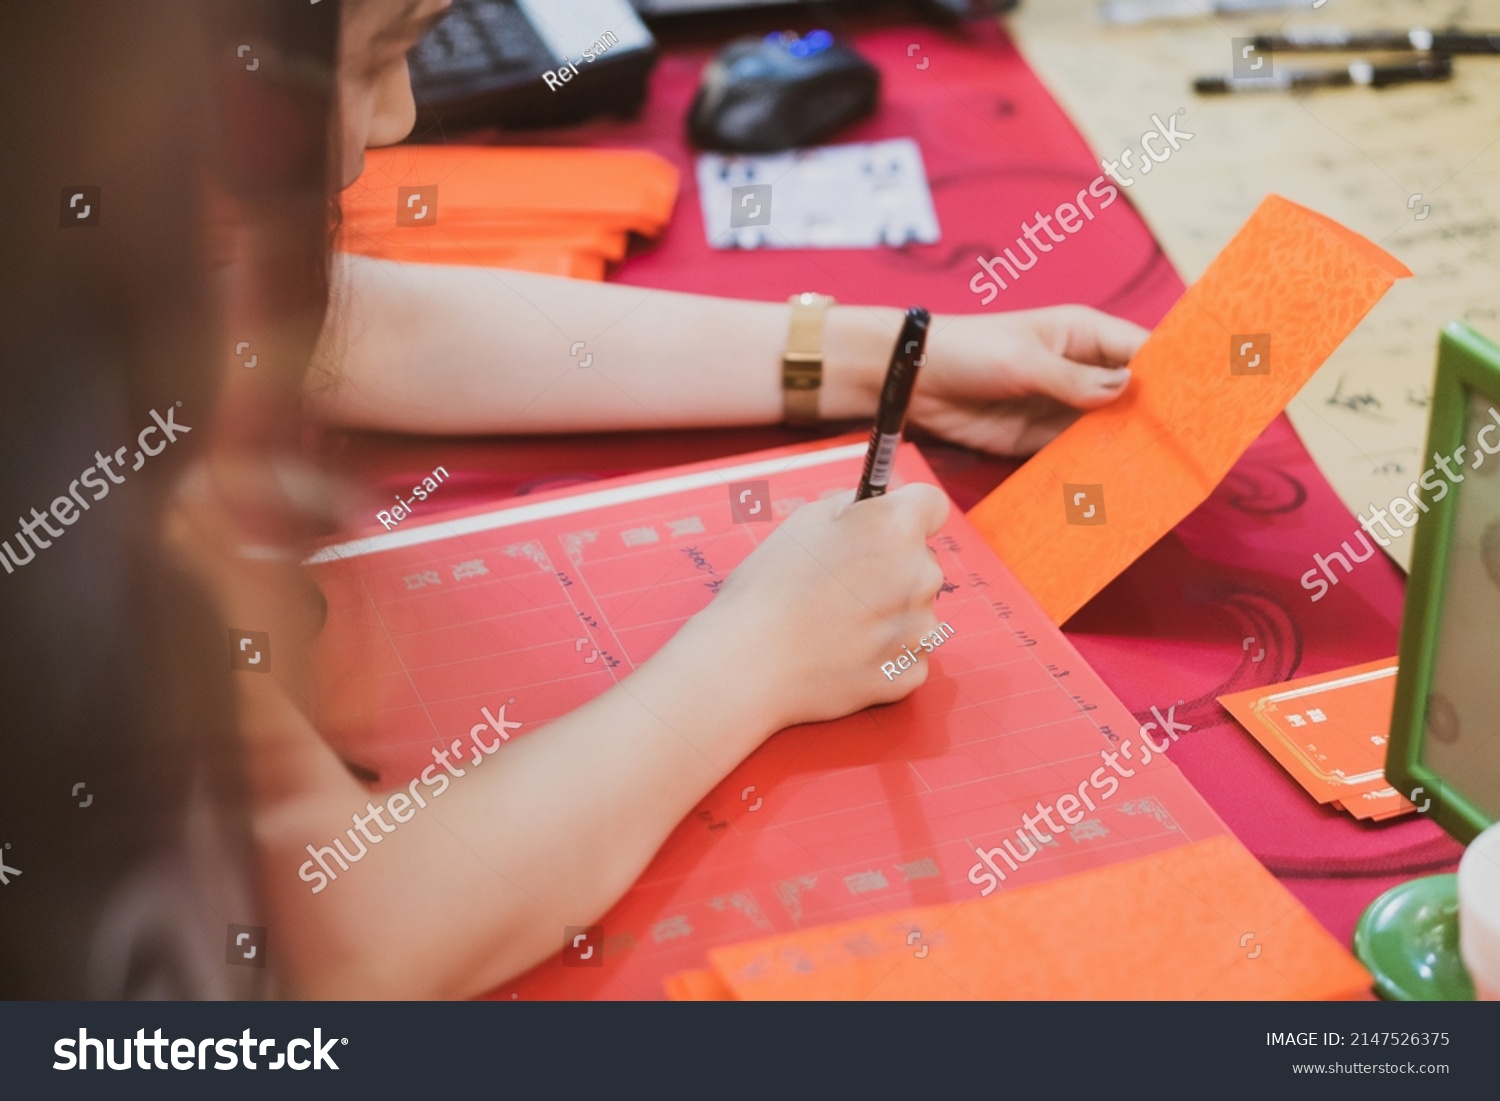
[{"left": 782, "top": 292, "right": 835, "bottom": 426}]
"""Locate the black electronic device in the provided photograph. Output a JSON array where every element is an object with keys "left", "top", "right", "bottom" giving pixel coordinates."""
[
  {"left": 632, "top": 0, "right": 1018, "bottom": 20},
  {"left": 687, "top": 29, "right": 879, "bottom": 151},
  {"left": 407, "top": 0, "right": 658, "bottom": 133}
]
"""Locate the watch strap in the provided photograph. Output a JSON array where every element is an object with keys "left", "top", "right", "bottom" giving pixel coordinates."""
[{"left": 782, "top": 293, "right": 834, "bottom": 426}]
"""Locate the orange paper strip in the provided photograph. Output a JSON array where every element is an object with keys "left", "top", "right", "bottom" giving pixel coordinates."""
[
  {"left": 682, "top": 836, "right": 1369, "bottom": 1000},
  {"left": 968, "top": 195, "right": 1411, "bottom": 624}
]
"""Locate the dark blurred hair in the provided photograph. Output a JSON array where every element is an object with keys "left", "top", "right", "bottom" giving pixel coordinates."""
[{"left": 0, "top": 0, "right": 338, "bottom": 998}]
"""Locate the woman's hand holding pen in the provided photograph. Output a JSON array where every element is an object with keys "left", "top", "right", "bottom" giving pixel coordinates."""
[
  {"left": 827, "top": 304, "right": 1146, "bottom": 457},
  {"left": 682, "top": 484, "right": 950, "bottom": 734}
]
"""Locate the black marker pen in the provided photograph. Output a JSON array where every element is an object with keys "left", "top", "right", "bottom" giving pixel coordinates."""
[
  {"left": 855, "top": 307, "right": 929, "bottom": 501},
  {"left": 1195, "top": 56, "right": 1452, "bottom": 94},
  {"left": 1251, "top": 28, "right": 1500, "bottom": 55}
]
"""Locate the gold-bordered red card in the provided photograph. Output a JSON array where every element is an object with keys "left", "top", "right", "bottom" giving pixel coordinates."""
[{"left": 1219, "top": 658, "right": 1414, "bottom": 822}]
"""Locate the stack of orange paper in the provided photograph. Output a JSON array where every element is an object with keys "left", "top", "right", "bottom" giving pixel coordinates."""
[
  {"left": 969, "top": 195, "right": 1411, "bottom": 625},
  {"left": 666, "top": 836, "right": 1371, "bottom": 1000},
  {"left": 1220, "top": 658, "right": 1415, "bottom": 822},
  {"left": 338, "top": 145, "right": 680, "bottom": 279}
]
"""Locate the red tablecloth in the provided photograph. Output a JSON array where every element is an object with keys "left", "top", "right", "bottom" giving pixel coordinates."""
[{"left": 327, "top": 13, "right": 1460, "bottom": 951}]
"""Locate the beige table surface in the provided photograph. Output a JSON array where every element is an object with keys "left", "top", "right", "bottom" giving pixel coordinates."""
[{"left": 1008, "top": 0, "right": 1500, "bottom": 568}]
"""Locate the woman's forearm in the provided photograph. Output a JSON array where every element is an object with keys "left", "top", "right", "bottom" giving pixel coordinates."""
[
  {"left": 311, "top": 254, "right": 894, "bottom": 434},
  {"left": 258, "top": 610, "right": 780, "bottom": 999}
]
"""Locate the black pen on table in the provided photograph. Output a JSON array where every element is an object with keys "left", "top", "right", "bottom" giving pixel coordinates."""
[
  {"left": 1195, "top": 55, "right": 1452, "bottom": 94},
  {"left": 1250, "top": 28, "right": 1500, "bottom": 55},
  {"left": 855, "top": 306, "right": 929, "bottom": 501}
]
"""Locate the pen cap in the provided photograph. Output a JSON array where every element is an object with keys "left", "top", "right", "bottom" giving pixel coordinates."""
[
  {"left": 895, "top": 306, "right": 931, "bottom": 355},
  {"left": 1431, "top": 31, "right": 1500, "bottom": 54},
  {"left": 1459, "top": 821, "right": 1500, "bottom": 1000},
  {"left": 874, "top": 306, "right": 929, "bottom": 428},
  {"left": 1369, "top": 55, "right": 1452, "bottom": 87}
]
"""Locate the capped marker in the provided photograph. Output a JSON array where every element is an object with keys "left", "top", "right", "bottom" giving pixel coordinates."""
[{"left": 856, "top": 307, "right": 929, "bottom": 501}]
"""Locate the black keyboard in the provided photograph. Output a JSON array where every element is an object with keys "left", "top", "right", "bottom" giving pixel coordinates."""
[
  {"left": 408, "top": 0, "right": 551, "bottom": 88},
  {"left": 407, "top": 0, "right": 657, "bottom": 133}
]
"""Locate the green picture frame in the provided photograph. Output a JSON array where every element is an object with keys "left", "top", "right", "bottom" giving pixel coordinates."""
[{"left": 1386, "top": 321, "right": 1500, "bottom": 844}]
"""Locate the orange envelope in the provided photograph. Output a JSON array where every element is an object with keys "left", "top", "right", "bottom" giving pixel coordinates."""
[
  {"left": 668, "top": 835, "right": 1370, "bottom": 1000},
  {"left": 1219, "top": 657, "right": 1414, "bottom": 822},
  {"left": 343, "top": 145, "right": 679, "bottom": 225},
  {"left": 969, "top": 195, "right": 1411, "bottom": 624},
  {"left": 337, "top": 145, "right": 680, "bottom": 278}
]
